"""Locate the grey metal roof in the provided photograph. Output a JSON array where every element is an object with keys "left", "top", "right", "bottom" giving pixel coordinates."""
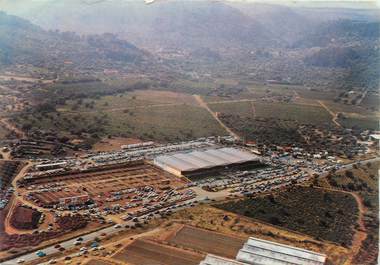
[
  {"left": 205, "top": 149, "right": 244, "bottom": 164},
  {"left": 154, "top": 155, "right": 197, "bottom": 171},
  {"left": 219, "top": 148, "right": 255, "bottom": 161},
  {"left": 200, "top": 254, "right": 248, "bottom": 265},
  {"left": 154, "top": 148, "right": 258, "bottom": 172},
  {"left": 175, "top": 153, "right": 217, "bottom": 169},
  {"left": 236, "top": 237, "right": 326, "bottom": 265}
]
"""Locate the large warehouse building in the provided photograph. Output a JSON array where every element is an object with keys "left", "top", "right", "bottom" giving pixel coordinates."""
[
  {"left": 153, "top": 147, "right": 261, "bottom": 177},
  {"left": 236, "top": 237, "right": 326, "bottom": 265}
]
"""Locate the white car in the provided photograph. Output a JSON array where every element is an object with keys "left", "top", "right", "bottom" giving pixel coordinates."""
[{"left": 17, "top": 259, "right": 25, "bottom": 264}]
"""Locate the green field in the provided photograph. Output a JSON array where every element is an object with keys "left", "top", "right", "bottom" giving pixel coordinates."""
[
  {"left": 216, "top": 187, "right": 359, "bottom": 246},
  {"left": 360, "top": 92, "right": 380, "bottom": 111},
  {"left": 209, "top": 101, "right": 332, "bottom": 125},
  {"left": 15, "top": 103, "right": 225, "bottom": 142},
  {"left": 102, "top": 104, "right": 226, "bottom": 141},
  {"left": 339, "top": 115, "right": 379, "bottom": 131}
]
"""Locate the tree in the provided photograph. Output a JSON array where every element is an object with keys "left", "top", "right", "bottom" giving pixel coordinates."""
[
  {"left": 345, "top": 170, "right": 354, "bottom": 179},
  {"left": 363, "top": 199, "right": 372, "bottom": 208},
  {"left": 269, "top": 216, "right": 281, "bottom": 225}
]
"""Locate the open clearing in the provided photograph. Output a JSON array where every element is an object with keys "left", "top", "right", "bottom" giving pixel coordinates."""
[
  {"left": 113, "top": 239, "right": 204, "bottom": 265},
  {"left": 167, "top": 225, "right": 245, "bottom": 259},
  {"left": 92, "top": 137, "right": 142, "bottom": 152}
]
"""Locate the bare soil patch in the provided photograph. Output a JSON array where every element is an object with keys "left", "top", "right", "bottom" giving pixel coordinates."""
[
  {"left": 167, "top": 225, "right": 245, "bottom": 259},
  {"left": 113, "top": 239, "right": 204, "bottom": 265}
]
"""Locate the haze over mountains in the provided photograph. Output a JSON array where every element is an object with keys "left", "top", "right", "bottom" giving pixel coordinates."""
[
  {"left": 0, "top": 0, "right": 379, "bottom": 89},
  {"left": 1, "top": 0, "right": 379, "bottom": 52}
]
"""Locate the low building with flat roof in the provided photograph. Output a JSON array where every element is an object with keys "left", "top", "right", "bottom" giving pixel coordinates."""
[
  {"left": 236, "top": 237, "right": 326, "bottom": 265},
  {"left": 153, "top": 147, "right": 261, "bottom": 177}
]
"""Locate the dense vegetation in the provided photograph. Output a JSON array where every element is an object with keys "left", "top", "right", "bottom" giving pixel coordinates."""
[
  {"left": 216, "top": 187, "right": 359, "bottom": 246},
  {"left": 318, "top": 162, "right": 379, "bottom": 264}
]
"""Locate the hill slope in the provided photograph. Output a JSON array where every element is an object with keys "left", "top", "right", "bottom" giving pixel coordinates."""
[{"left": 0, "top": 11, "right": 149, "bottom": 69}]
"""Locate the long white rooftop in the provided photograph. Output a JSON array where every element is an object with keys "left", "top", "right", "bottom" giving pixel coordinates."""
[
  {"left": 236, "top": 237, "right": 326, "bottom": 265},
  {"left": 154, "top": 147, "right": 259, "bottom": 172}
]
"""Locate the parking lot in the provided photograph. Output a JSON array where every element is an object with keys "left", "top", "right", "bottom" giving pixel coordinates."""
[{"left": 19, "top": 161, "right": 192, "bottom": 214}]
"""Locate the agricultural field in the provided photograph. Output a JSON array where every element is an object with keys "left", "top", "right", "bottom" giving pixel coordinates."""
[
  {"left": 112, "top": 239, "right": 204, "bottom": 265},
  {"left": 59, "top": 90, "right": 199, "bottom": 112},
  {"left": 322, "top": 101, "right": 380, "bottom": 130},
  {"left": 216, "top": 187, "right": 359, "bottom": 246},
  {"left": 103, "top": 104, "right": 226, "bottom": 142},
  {"left": 219, "top": 114, "right": 305, "bottom": 146},
  {"left": 167, "top": 225, "right": 245, "bottom": 259},
  {"left": 15, "top": 91, "right": 225, "bottom": 144},
  {"left": 360, "top": 92, "right": 380, "bottom": 111},
  {"left": 294, "top": 88, "right": 339, "bottom": 102},
  {"left": 209, "top": 101, "right": 254, "bottom": 118},
  {"left": 210, "top": 101, "right": 332, "bottom": 126},
  {"left": 338, "top": 115, "right": 379, "bottom": 131}
]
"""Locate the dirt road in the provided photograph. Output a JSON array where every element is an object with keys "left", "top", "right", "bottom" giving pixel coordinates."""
[
  {"left": 193, "top": 95, "right": 241, "bottom": 140},
  {"left": 317, "top": 100, "right": 342, "bottom": 127}
]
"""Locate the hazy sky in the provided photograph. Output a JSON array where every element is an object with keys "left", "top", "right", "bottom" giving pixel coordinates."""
[{"left": 0, "top": 0, "right": 378, "bottom": 10}]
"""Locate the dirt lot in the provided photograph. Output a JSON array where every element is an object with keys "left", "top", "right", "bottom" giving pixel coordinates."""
[
  {"left": 113, "top": 239, "right": 204, "bottom": 265},
  {"left": 85, "top": 259, "right": 114, "bottom": 265},
  {"left": 167, "top": 225, "right": 245, "bottom": 259},
  {"left": 92, "top": 137, "right": 143, "bottom": 152}
]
